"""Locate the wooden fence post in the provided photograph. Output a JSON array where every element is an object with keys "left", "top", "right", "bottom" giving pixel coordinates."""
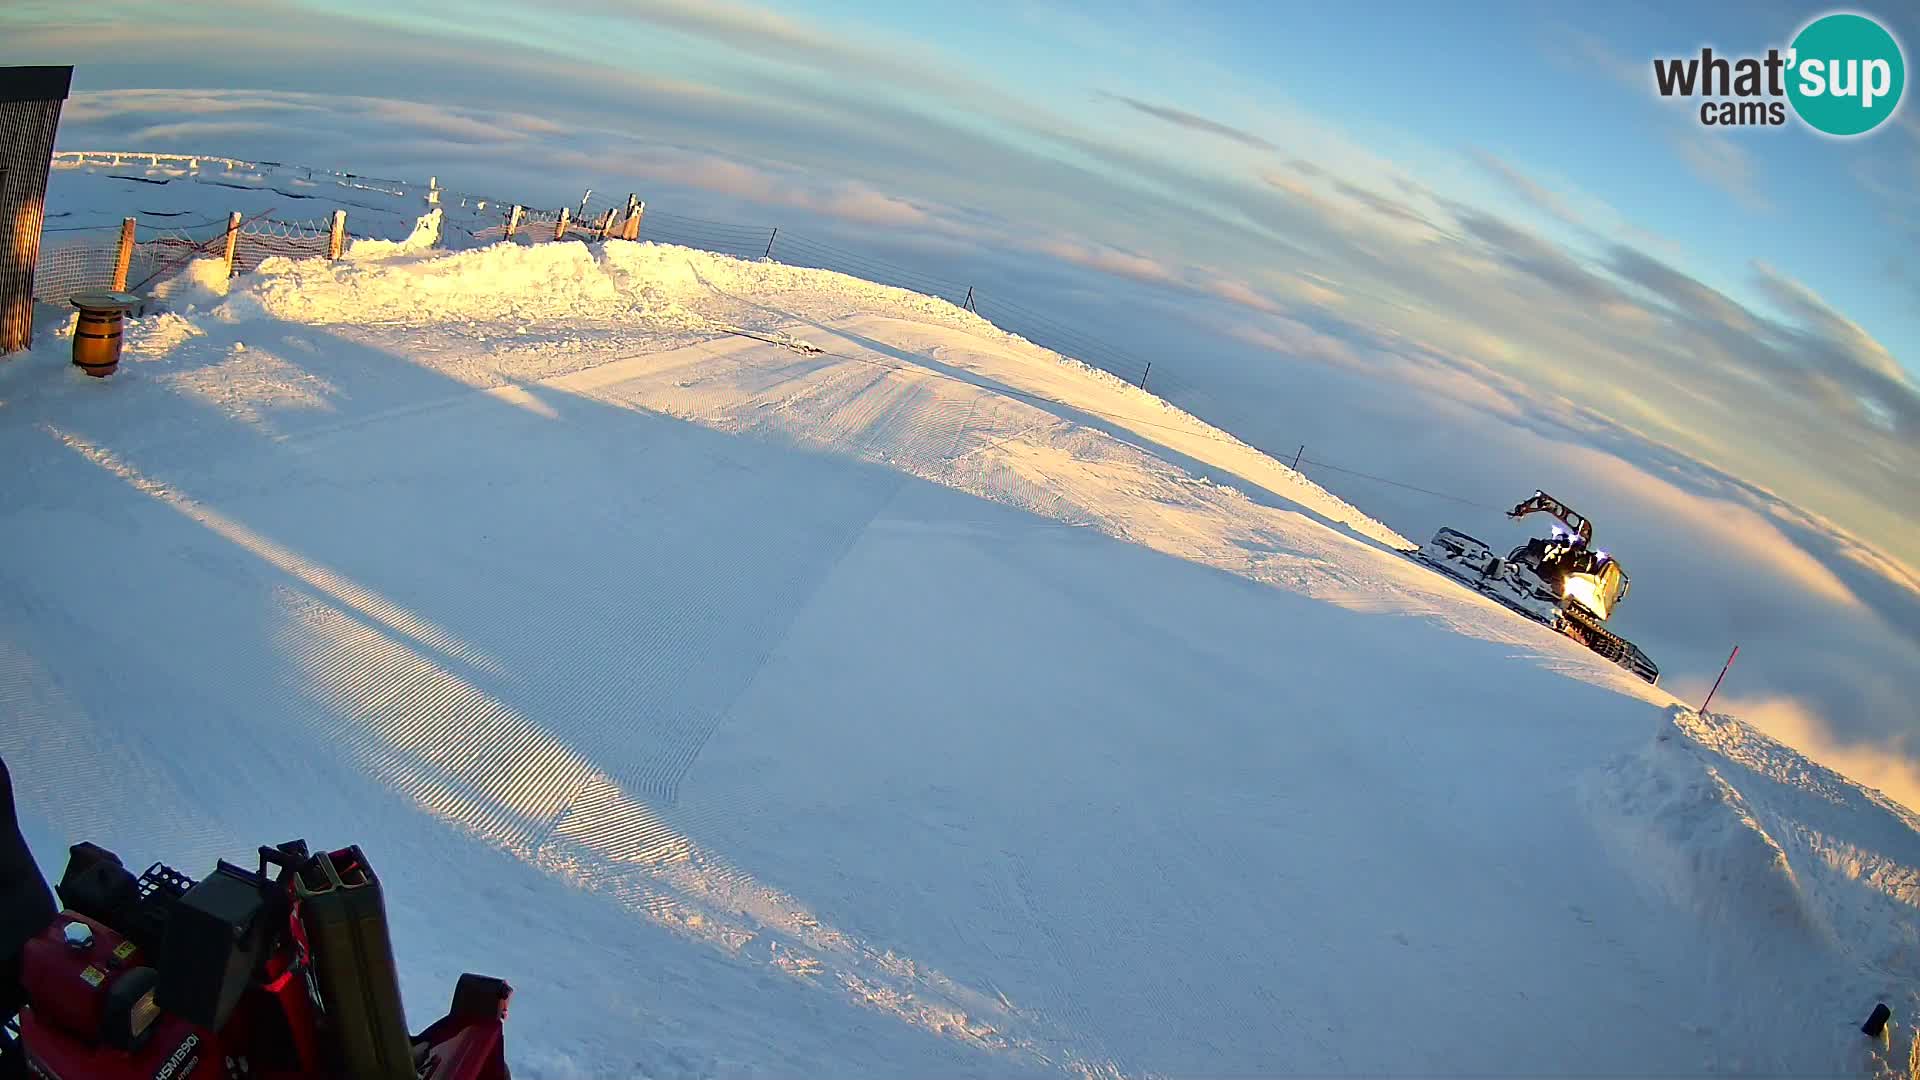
[
  {"left": 764, "top": 227, "right": 778, "bottom": 260},
  {"left": 427, "top": 175, "right": 439, "bottom": 205},
  {"left": 506, "top": 205, "right": 523, "bottom": 240},
  {"left": 222, "top": 211, "right": 242, "bottom": 278},
  {"left": 554, "top": 207, "right": 570, "bottom": 241},
  {"left": 328, "top": 210, "right": 347, "bottom": 261},
  {"left": 595, "top": 209, "right": 614, "bottom": 241},
  {"left": 110, "top": 218, "right": 137, "bottom": 291},
  {"left": 623, "top": 200, "right": 644, "bottom": 241}
]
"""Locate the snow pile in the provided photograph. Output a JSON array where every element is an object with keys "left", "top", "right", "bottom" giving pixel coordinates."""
[
  {"left": 1582, "top": 707, "right": 1920, "bottom": 1074},
  {"left": 221, "top": 240, "right": 636, "bottom": 326},
  {"left": 3, "top": 231, "right": 1916, "bottom": 1078},
  {"left": 345, "top": 206, "right": 443, "bottom": 259},
  {"left": 148, "top": 256, "right": 234, "bottom": 312},
  {"left": 188, "top": 237, "right": 1411, "bottom": 549}
]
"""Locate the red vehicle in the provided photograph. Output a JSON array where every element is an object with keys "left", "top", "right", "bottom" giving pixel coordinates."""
[{"left": 3, "top": 811, "right": 511, "bottom": 1080}]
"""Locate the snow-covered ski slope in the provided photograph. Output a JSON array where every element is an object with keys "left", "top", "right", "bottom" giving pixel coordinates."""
[{"left": 5, "top": 234, "right": 1919, "bottom": 1079}]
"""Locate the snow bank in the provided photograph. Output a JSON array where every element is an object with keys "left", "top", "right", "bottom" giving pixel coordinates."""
[
  {"left": 191, "top": 237, "right": 1411, "bottom": 548},
  {"left": 219, "top": 240, "right": 635, "bottom": 325},
  {"left": 149, "top": 256, "right": 234, "bottom": 313},
  {"left": 1582, "top": 706, "right": 1920, "bottom": 1075},
  {"left": 345, "top": 207, "right": 443, "bottom": 260}
]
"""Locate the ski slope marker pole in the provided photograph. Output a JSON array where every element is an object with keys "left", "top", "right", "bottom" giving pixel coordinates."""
[{"left": 1699, "top": 645, "right": 1738, "bottom": 715}]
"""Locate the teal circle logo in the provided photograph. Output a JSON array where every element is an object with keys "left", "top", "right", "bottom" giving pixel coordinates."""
[{"left": 1787, "top": 13, "right": 1905, "bottom": 136}]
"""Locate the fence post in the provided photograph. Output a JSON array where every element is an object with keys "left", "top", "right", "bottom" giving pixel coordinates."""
[
  {"left": 764, "top": 227, "right": 778, "bottom": 260},
  {"left": 1292, "top": 444, "right": 1305, "bottom": 470},
  {"left": 506, "top": 205, "right": 523, "bottom": 240},
  {"left": 1138, "top": 361, "right": 1151, "bottom": 389},
  {"left": 595, "top": 209, "right": 614, "bottom": 241},
  {"left": 222, "top": 211, "right": 242, "bottom": 278},
  {"left": 962, "top": 285, "right": 974, "bottom": 312},
  {"left": 427, "top": 175, "right": 439, "bottom": 206},
  {"left": 623, "top": 200, "right": 644, "bottom": 241},
  {"left": 110, "top": 218, "right": 137, "bottom": 291},
  {"left": 554, "top": 207, "right": 570, "bottom": 241},
  {"left": 327, "top": 210, "right": 347, "bottom": 261}
]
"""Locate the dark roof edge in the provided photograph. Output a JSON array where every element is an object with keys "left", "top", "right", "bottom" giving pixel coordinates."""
[{"left": 0, "top": 66, "right": 74, "bottom": 105}]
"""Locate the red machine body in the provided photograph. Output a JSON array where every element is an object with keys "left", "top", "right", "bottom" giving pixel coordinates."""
[
  {"left": 18, "top": 910, "right": 323, "bottom": 1080},
  {"left": 22, "top": 1005, "right": 227, "bottom": 1080},
  {"left": 11, "top": 841, "right": 512, "bottom": 1080},
  {"left": 17, "top": 912, "right": 153, "bottom": 1050}
]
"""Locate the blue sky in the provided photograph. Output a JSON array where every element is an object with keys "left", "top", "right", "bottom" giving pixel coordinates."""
[{"left": 4, "top": 0, "right": 1918, "bottom": 757}]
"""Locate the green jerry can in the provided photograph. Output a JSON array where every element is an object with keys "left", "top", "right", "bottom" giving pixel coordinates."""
[{"left": 294, "top": 846, "right": 416, "bottom": 1080}]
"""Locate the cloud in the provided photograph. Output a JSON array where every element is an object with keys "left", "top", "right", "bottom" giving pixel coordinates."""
[
  {"left": 1453, "top": 207, "right": 1625, "bottom": 305},
  {"left": 1220, "top": 313, "right": 1531, "bottom": 422},
  {"left": 1467, "top": 148, "right": 1585, "bottom": 228},
  {"left": 817, "top": 187, "right": 930, "bottom": 228},
  {"left": 1202, "top": 278, "right": 1284, "bottom": 314},
  {"left": 544, "top": 144, "right": 946, "bottom": 231},
  {"left": 360, "top": 101, "right": 536, "bottom": 145},
  {"left": 1330, "top": 180, "right": 1435, "bottom": 229},
  {"left": 1554, "top": 444, "right": 1868, "bottom": 613},
  {"left": 1221, "top": 314, "right": 1370, "bottom": 369},
  {"left": 60, "top": 88, "right": 958, "bottom": 235},
  {"left": 61, "top": 88, "right": 332, "bottom": 123},
  {"left": 522, "top": 0, "right": 995, "bottom": 106},
  {"left": 1100, "top": 92, "right": 1277, "bottom": 151},
  {"left": 1607, "top": 246, "right": 1920, "bottom": 441},
  {"left": 1706, "top": 694, "right": 1920, "bottom": 814},
  {"left": 1546, "top": 27, "right": 1779, "bottom": 216},
  {"left": 1038, "top": 240, "right": 1180, "bottom": 286},
  {"left": 122, "top": 120, "right": 293, "bottom": 143},
  {"left": 1664, "top": 130, "right": 1773, "bottom": 213}
]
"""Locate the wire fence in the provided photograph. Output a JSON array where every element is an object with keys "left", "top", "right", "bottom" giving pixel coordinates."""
[
  {"left": 28, "top": 207, "right": 353, "bottom": 302},
  {"left": 232, "top": 216, "right": 332, "bottom": 274}
]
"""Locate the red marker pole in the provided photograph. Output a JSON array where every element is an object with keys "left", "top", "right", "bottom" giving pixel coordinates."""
[{"left": 1699, "top": 645, "right": 1739, "bottom": 715}]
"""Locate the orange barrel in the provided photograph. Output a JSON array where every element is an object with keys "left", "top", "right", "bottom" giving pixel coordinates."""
[
  {"left": 69, "top": 291, "right": 139, "bottom": 379},
  {"left": 72, "top": 307, "right": 124, "bottom": 377}
]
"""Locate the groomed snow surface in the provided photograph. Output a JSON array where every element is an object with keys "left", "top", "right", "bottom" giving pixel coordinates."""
[{"left": 4, "top": 234, "right": 1919, "bottom": 1079}]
